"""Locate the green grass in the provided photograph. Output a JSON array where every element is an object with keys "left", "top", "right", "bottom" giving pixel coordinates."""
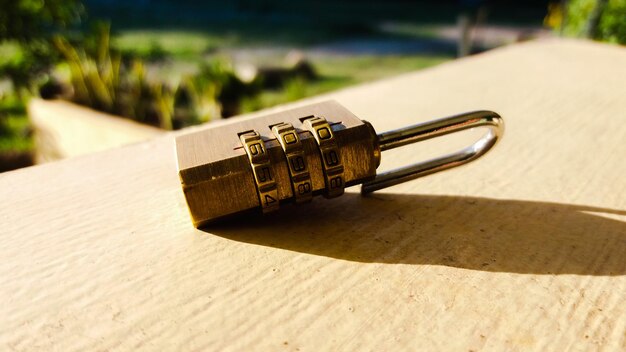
[
  {"left": 96, "top": 1, "right": 534, "bottom": 115},
  {"left": 0, "top": 41, "right": 24, "bottom": 67},
  {"left": 113, "top": 30, "right": 229, "bottom": 59},
  {"left": 0, "top": 43, "right": 32, "bottom": 154},
  {"left": 313, "top": 55, "right": 449, "bottom": 85},
  {"left": 0, "top": 114, "right": 32, "bottom": 152},
  {"left": 242, "top": 54, "right": 450, "bottom": 112},
  {"left": 109, "top": 23, "right": 453, "bottom": 113},
  {"left": 112, "top": 25, "right": 349, "bottom": 55},
  {"left": 93, "top": 2, "right": 456, "bottom": 58},
  {"left": 0, "top": 96, "right": 32, "bottom": 152}
]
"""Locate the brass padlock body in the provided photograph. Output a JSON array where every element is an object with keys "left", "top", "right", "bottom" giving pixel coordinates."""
[{"left": 176, "top": 101, "right": 380, "bottom": 227}]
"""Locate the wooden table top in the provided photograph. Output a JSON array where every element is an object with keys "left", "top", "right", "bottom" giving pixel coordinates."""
[{"left": 1, "top": 39, "right": 625, "bottom": 351}]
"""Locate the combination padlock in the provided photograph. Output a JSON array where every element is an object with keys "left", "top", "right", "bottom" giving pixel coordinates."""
[{"left": 176, "top": 100, "right": 503, "bottom": 227}]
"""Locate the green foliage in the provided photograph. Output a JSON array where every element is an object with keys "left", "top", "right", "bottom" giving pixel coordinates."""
[
  {"left": 174, "top": 75, "right": 220, "bottom": 129},
  {"left": 240, "top": 55, "right": 449, "bottom": 114},
  {"left": 197, "top": 61, "right": 260, "bottom": 117},
  {"left": 0, "top": 0, "right": 83, "bottom": 94},
  {"left": 548, "top": 0, "right": 626, "bottom": 44},
  {"left": 283, "top": 78, "right": 308, "bottom": 101},
  {"left": 239, "top": 77, "right": 306, "bottom": 114},
  {"left": 54, "top": 23, "right": 120, "bottom": 112},
  {"left": 0, "top": 0, "right": 83, "bottom": 41},
  {"left": 0, "top": 93, "right": 32, "bottom": 152},
  {"left": 113, "top": 30, "right": 220, "bottom": 60},
  {"left": 561, "top": 0, "right": 598, "bottom": 36},
  {"left": 598, "top": 0, "right": 626, "bottom": 43},
  {"left": 54, "top": 23, "right": 222, "bottom": 130}
]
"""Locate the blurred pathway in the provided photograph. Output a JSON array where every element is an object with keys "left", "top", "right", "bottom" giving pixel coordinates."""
[
  {"left": 225, "top": 24, "right": 552, "bottom": 60},
  {"left": 310, "top": 24, "right": 551, "bottom": 56}
]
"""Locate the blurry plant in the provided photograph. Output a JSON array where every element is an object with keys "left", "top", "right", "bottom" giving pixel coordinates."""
[
  {"left": 151, "top": 82, "right": 174, "bottom": 130},
  {"left": 198, "top": 60, "right": 260, "bottom": 117},
  {"left": 283, "top": 78, "right": 308, "bottom": 101},
  {"left": 174, "top": 75, "right": 221, "bottom": 129},
  {"left": 547, "top": 0, "right": 626, "bottom": 44},
  {"left": 120, "top": 59, "right": 150, "bottom": 123},
  {"left": 0, "top": 92, "right": 33, "bottom": 171},
  {"left": 0, "top": 0, "right": 83, "bottom": 95},
  {"left": 52, "top": 23, "right": 222, "bottom": 130},
  {"left": 237, "top": 56, "right": 320, "bottom": 114},
  {"left": 0, "top": 44, "right": 33, "bottom": 96},
  {"left": 0, "top": 0, "right": 82, "bottom": 40},
  {"left": 53, "top": 23, "right": 121, "bottom": 113},
  {"left": 597, "top": 0, "right": 626, "bottom": 43},
  {"left": 116, "top": 40, "right": 168, "bottom": 62},
  {"left": 545, "top": 2, "right": 566, "bottom": 30},
  {"left": 146, "top": 41, "right": 167, "bottom": 61},
  {"left": 240, "top": 77, "right": 309, "bottom": 114},
  {"left": 0, "top": 92, "right": 32, "bottom": 152}
]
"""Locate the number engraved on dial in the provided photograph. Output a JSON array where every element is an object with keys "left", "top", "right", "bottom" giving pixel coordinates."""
[
  {"left": 239, "top": 130, "right": 279, "bottom": 213},
  {"left": 271, "top": 122, "right": 313, "bottom": 203},
  {"left": 329, "top": 176, "right": 343, "bottom": 189},
  {"left": 302, "top": 116, "right": 345, "bottom": 198},
  {"left": 324, "top": 150, "right": 339, "bottom": 167},
  {"left": 297, "top": 182, "right": 311, "bottom": 195},
  {"left": 248, "top": 142, "right": 264, "bottom": 156},
  {"left": 289, "top": 155, "right": 306, "bottom": 172},
  {"left": 264, "top": 194, "right": 277, "bottom": 206}
]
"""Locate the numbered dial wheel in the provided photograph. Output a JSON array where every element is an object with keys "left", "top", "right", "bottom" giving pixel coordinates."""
[
  {"left": 271, "top": 122, "right": 313, "bottom": 204},
  {"left": 239, "top": 130, "right": 279, "bottom": 213},
  {"left": 302, "top": 116, "right": 345, "bottom": 198}
]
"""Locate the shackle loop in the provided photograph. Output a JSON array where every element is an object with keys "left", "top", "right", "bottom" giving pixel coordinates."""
[{"left": 361, "top": 110, "right": 504, "bottom": 194}]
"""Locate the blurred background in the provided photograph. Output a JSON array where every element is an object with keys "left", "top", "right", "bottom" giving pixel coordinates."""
[{"left": 0, "top": 0, "right": 624, "bottom": 172}]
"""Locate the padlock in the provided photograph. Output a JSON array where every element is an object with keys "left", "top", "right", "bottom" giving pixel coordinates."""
[{"left": 176, "top": 100, "right": 503, "bottom": 227}]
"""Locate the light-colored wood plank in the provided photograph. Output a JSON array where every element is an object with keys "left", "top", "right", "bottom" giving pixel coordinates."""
[
  {"left": 1, "top": 39, "right": 625, "bottom": 351},
  {"left": 29, "top": 99, "right": 163, "bottom": 162}
]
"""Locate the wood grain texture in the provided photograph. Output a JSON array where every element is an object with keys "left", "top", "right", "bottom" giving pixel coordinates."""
[
  {"left": 1, "top": 39, "right": 625, "bottom": 351},
  {"left": 29, "top": 99, "right": 163, "bottom": 162}
]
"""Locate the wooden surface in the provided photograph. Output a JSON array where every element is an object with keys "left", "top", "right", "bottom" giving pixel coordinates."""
[
  {"left": 2, "top": 39, "right": 625, "bottom": 351},
  {"left": 29, "top": 99, "right": 163, "bottom": 163}
]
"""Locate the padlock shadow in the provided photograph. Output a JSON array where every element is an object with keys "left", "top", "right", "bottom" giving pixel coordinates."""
[{"left": 205, "top": 193, "right": 626, "bottom": 275}]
